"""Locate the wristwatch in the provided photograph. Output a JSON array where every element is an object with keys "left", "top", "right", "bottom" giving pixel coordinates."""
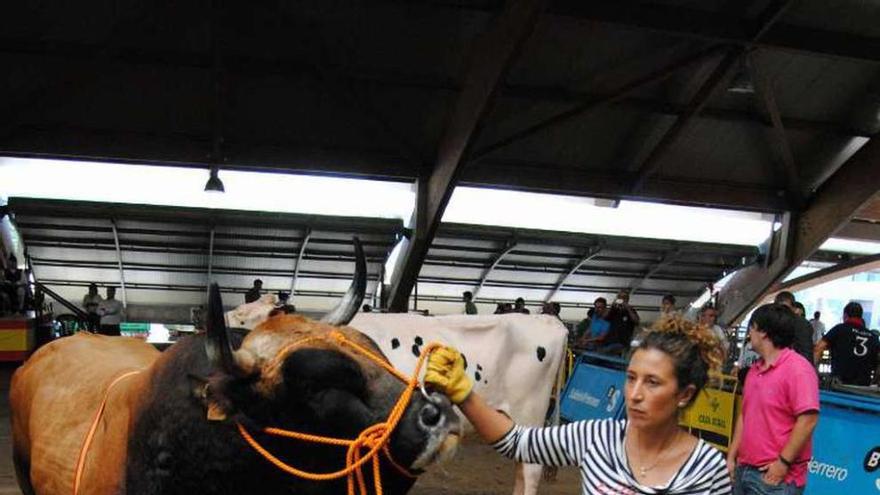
[{"left": 778, "top": 454, "right": 793, "bottom": 468}]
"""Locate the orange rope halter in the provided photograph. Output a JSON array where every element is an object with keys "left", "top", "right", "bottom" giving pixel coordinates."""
[
  {"left": 73, "top": 369, "right": 142, "bottom": 495},
  {"left": 236, "top": 331, "right": 441, "bottom": 495},
  {"left": 72, "top": 332, "right": 441, "bottom": 495}
]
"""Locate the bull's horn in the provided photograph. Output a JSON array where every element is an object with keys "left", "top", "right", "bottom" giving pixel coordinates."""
[
  {"left": 205, "top": 283, "right": 238, "bottom": 373},
  {"left": 320, "top": 237, "right": 366, "bottom": 326}
]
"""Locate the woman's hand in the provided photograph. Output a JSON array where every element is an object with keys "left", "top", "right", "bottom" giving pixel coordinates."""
[{"left": 424, "top": 346, "right": 473, "bottom": 404}]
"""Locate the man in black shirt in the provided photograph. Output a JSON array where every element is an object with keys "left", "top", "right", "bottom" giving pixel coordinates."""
[
  {"left": 603, "top": 290, "right": 640, "bottom": 354},
  {"left": 774, "top": 291, "right": 815, "bottom": 364},
  {"left": 814, "top": 302, "right": 879, "bottom": 386}
]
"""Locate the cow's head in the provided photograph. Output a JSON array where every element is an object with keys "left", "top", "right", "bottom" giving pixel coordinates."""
[{"left": 200, "top": 240, "right": 460, "bottom": 490}]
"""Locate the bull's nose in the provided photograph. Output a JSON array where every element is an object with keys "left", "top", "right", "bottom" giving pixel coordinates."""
[{"left": 419, "top": 403, "right": 442, "bottom": 428}]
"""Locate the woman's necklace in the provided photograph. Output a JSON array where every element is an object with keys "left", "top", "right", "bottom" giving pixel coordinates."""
[{"left": 633, "top": 428, "right": 680, "bottom": 477}]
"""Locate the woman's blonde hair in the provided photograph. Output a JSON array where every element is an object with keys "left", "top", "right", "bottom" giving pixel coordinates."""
[{"left": 633, "top": 315, "right": 725, "bottom": 403}]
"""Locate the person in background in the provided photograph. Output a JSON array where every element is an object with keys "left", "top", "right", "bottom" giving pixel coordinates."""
[
  {"left": 814, "top": 302, "right": 879, "bottom": 386},
  {"left": 82, "top": 282, "right": 103, "bottom": 331},
  {"left": 276, "top": 291, "right": 296, "bottom": 314},
  {"left": 728, "top": 303, "right": 819, "bottom": 494},
  {"left": 698, "top": 303, "right": 729, "bottom": 359},
  {"left": 3, "top": 254, "right": 22, "bottom": 313},
  {"left": 494, "top": 302, "right": 512, "bottom": 314},
  {"left": 361, "top": 304, "right": 372, "bottom": 313},
  {"left": 513, "top": 297, "right": 530, "bottom": 314},
  {"left": 793, "top": 302, "right": 806, "bottom": 318},
  {"left": 540, "top": 301, "right": 563, "bottom": 320},
  {"left": 660, "top": 294, "right": 678, "bottom": 319},
  {"left": 574, "top": 297, "right": 611, "bottom": 350},
  {"left": 809, "top": 311, "right": 825, "bottom": 345},
  {"left": 604, "top": 290, "right": 641, "bottom": 355},
  {"left": 97, "top": 286, "right": 124, "bottom": 336},
  {"left": 425, "top": 316, "right": 731, "bottom": 494},
  {"left": 462, "top": 291, "right": 477, "bottom": 315},
  {"left": 245, "top": 279, "right": 263, "bottom": 303},
  {"left": 774, "top": 291, "right": 814, "bottom": 364}
]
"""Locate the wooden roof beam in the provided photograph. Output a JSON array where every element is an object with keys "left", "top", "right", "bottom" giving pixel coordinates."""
[
  {"left": 630, "top": 0, "right": 796, "bottom": 193},
  {"left": 717, "top": 136, "right": 880, "bottom": 325},
  {"left": 385, "top": 0, "right": 548, "bottom": 311},
  {"left": 550, "top": 0, "right": 880, "bottom": 64},
  {"left": 749, "top": 52, "right": 805, "bottom": 208}
]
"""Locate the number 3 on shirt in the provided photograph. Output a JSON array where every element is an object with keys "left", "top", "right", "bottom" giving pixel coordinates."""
[{"left": 854, "top": 335, "right": 869, "bottom": 357}]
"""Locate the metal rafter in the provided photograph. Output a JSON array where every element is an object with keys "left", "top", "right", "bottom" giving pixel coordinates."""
[
  {"left": 109, "top": 219, "right": 128, "bottom": 308},
  {"left": 272, "top": 5, "right": 429, "bottom": 170},
  {"left": 386, "top": 0, "right": 549, "bottom": 311},
  {"left": 718, "top": 134, "right": 880, "bottom": 324},
  {"left": 1, "top": 40, "right": 871, "bottom": 140},
  {"left": 630, "top": 49, "right": 742, "bottom": 192},
  {"left": 778, "top": 253, "right": 880, "bottom": 294},
  {"left": 0, "top": 6, "right": 156, "bottom": 140},
  {"left": 463, "top": 159, "right": 789, "bottom": 212},
  {"left": 749, "top": 52, "right": 803, "bottom": 207},
  {"left": 472, "top": 241, "right": 519, "bottom": 300},
  {"left": 210, "top": 0, "right": 226, "bottom": 164},
  {"left": 544, "top": 244, "right": 602, "bottom": 302},
  {"left": 472, "top": 45, "right": 725, "bottom": 159},
  {"left": 549, "top": 0, "right": 880, "bottom": 64},
  {"left": 630, "top": 249, "right": 680, "bottom": 296},
  {"left": 206, "top": 226, "right": 215, "bottom": 299},
  {"left": 629, "top": 0, "right": 795, "bottom": 193},
  {"left": 289, "top": 228, "right": 312, "bottom": 302}
]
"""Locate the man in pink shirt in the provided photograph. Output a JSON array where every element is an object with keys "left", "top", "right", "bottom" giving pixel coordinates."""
[{"left": 728, "top": 303, "right": 819, "bottom": 494}]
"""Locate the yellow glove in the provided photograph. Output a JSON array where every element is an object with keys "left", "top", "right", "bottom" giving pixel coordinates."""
[{"left": 424, "top": 346, "right": 473, "bottom": 404}]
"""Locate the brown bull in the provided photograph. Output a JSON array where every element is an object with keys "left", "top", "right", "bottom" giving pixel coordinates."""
[{"left": 11, "top": 240, "right": 460, "bottom": 495}]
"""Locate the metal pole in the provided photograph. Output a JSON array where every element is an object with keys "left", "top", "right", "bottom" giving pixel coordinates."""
[
  {"left": 206, "top": 226, "right": 215, "bottom": 300},
  {"left": 110, "top": 219, "right": 127, "bottom": 308},
  {"left": 290, "top": 228, "right": 311, "bottom": 301},
  {"left": 472, "top": 241, "right": 518, "bottom": 300}
]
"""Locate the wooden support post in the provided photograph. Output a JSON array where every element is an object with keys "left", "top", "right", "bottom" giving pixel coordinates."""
[
  {"left": 717, "top": 135, "right": 880, "bottom": 325},
  {"left": 386, "top": 0, "right": 548, "bottom": 311}
]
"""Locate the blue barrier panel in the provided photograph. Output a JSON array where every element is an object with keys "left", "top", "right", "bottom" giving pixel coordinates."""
[
  {"left": 806, "top": 391, "right": 880, "bottom": 494},
  {"left": 560, "top": 354, "right": 627, "bottom": 422}
]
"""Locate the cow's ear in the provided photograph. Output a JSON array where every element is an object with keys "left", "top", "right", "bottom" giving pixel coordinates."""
[{"left": 188, "top": 374, "right": 229, "bottom": 421}]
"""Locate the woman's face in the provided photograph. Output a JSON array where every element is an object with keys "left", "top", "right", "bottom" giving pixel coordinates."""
[{"left": 625, "top": 348, "right": 694, "bottom": 429}]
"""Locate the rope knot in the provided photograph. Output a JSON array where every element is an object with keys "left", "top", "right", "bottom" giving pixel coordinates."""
[{"left": 354, "top": 424, "right": 389, "bottom": 451}]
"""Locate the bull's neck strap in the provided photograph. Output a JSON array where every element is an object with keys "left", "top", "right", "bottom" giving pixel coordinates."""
[
  {"left": 73, "top": 370, "right": 141, "bottom": 495},
  {"left": 236, "top": 333, "right": 440, "bottom": 495}
]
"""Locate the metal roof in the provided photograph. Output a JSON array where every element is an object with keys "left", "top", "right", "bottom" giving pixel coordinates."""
[
  {"left": 2, "top": 0, "right": 879, "bottom": 213},
  {"left": 3, "top": 1, "right": 880, "bottom": 320},
  {"left": 8, "top": 197, "right": 760, "bottom": 321}
]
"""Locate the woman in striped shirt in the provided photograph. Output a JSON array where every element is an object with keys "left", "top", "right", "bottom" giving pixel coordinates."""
[{"left": 425, "top": 316, "right": 732, "bottom": 494}]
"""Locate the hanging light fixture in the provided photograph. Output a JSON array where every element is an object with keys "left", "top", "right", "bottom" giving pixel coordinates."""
[{"left": 204, "top": 166, "right": 225, "bottom": 193}]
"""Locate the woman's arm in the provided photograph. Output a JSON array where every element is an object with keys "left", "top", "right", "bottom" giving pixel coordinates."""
[
  {"left": 425, "top": 345, "right": 587, "bottom": 467},
  {"left": 457, "top": 391, "right": 514, "bottom": 443}
]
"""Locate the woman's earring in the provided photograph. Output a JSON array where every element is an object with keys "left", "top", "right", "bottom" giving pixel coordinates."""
[{"left": 678, "top": 401, "right": 687, "bottom": 408}]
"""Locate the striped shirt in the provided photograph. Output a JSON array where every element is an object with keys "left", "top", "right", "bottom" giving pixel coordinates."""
[{"left": 492, "top": 419, "right": 731, "bottom": 495}]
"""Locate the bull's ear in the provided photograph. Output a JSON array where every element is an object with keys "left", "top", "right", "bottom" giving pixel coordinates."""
[
  {"left": 205, "top": 283, "right": 239, "bottom": 374},
  {"left": 188, "top": 374, "right": 228, "bottom": 422}
]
